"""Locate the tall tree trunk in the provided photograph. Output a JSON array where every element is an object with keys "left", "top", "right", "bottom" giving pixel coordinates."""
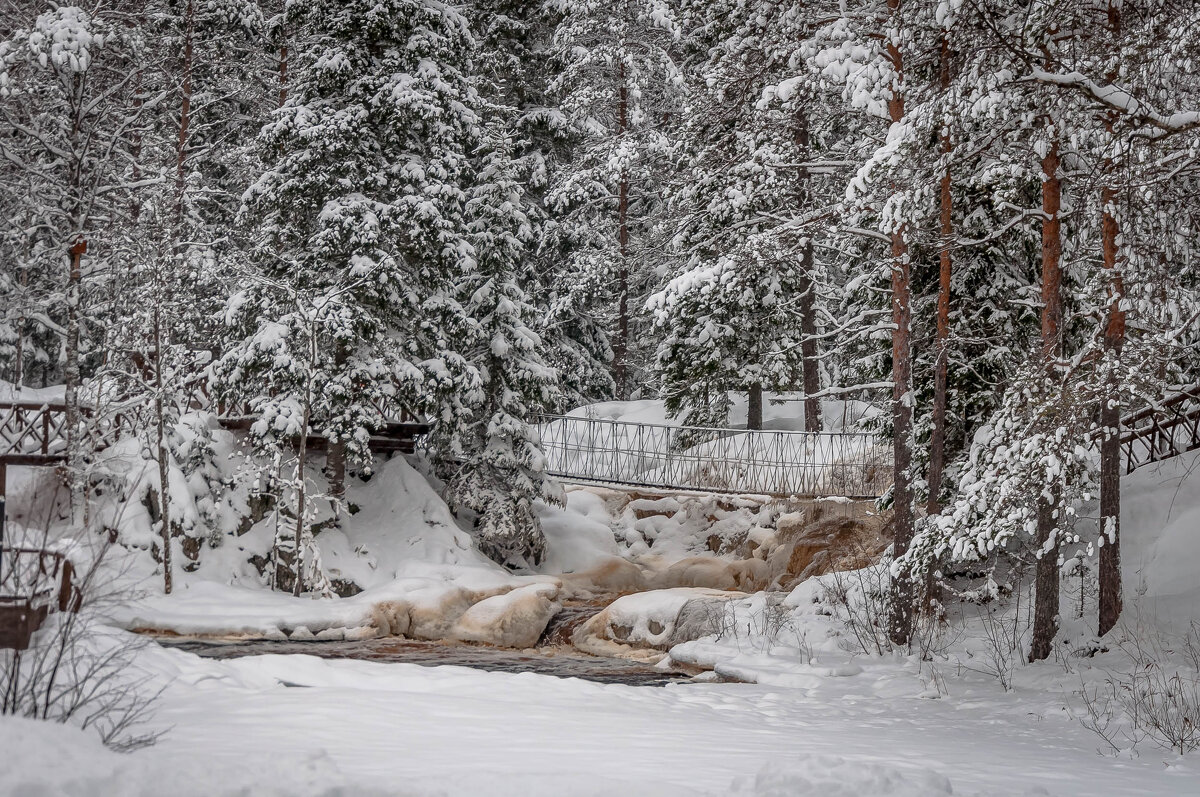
[
  {"left": 885, "top": 0, "right": 915, "bottom": 648},
  {"left": 65, "top": 237, "right": 86, "bottom": 519},
  {"left": 291, "top": 321, "right": 317, "bottom": 597},
  {"left": 1098, "top": 1, "right": 1125, "bottom": 637},
  {"left": 794, "top": 109, "right": 821, "bottom": 432},
  {"left": 326, "top": 343, "right": 349, "bottom": 504},
  {"left": 278, "top": 12, "right": 289, "bottom": 109},
  {"left": 154, "top": 299, "right": 173, "bottom": 594},
  {"left": 1030, "top": 131, "right": 1063, "bottom": 663},
  {"left": 175, "top": 0, "right": 194, "bottom": 224},
  {"left": 747, "top": 383, "right": 763, "bottom": 430},
  {"left": 928, "top": 34, "right": 953, "bottom": 515},
  {"left": 130, "top": 68, "right": 144, "bottom": 224},
  {"left": 14, "top": 261, "right": 27, "bottom": 387},
  {"left": 613, "top": 64, "right": 630, "bottom": 400}
]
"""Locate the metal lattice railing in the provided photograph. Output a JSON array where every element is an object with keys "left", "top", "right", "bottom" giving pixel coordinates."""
[{"left": 538, "top": 414, "right": 892, "bottom": 498}]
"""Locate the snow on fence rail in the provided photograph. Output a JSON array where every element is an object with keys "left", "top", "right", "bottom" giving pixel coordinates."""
[
  {"left": 537, "top": 414, "right": 892, "bottom": 498},
  {"left": 1120, "top": 383, "right": 1200, "bottom": 473}
]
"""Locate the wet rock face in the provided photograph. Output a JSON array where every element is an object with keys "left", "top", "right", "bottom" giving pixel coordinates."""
[
  {"left": 537, "top": 603, "right": 608, "bottom": 647},
  {"left": 777, "top": 510, "right": 890, "bottom": 585}
]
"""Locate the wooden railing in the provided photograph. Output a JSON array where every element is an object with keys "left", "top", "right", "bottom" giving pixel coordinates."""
[
  {"left": 1121, "top": 383, "right": 1200, "bottom": 474},
  {"left": 0, "top": 401, "right": 72, "bottom": 465},
  {"left": 0, "top": 546, "right": 82, "bottom": 650}
]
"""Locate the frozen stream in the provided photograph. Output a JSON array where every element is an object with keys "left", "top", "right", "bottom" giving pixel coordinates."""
[{"left": 157, "top": 637, "right": 690, "bottom": 686}]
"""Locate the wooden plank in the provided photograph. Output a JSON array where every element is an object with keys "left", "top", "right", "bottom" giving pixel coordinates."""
[{"left": 0, "top": 454, "right": 67, "bottom": 466}]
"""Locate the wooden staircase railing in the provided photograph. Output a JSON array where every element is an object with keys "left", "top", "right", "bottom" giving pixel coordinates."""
[{"left": 1120, "top": 383, "right": 1200, "bottom": 474}]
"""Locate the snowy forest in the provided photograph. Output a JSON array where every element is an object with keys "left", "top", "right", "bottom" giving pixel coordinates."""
[{"left": 2, "top": 0, "right": 1200, "bottom": 795}]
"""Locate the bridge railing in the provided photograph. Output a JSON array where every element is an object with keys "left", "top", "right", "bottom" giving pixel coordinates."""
[
  {"left": 538, "top": 414, "right": 892, "bottom": 498},
  {"left": 1120, "top": 383, "right": 1200, "bottom": 473}
]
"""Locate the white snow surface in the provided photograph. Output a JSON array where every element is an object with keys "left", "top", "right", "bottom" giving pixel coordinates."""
[{"left": 4, "top": 628, "right": 1198, "bottom": 796}]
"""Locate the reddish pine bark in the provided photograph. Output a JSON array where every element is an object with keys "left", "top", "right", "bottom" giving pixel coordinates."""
[
  {"left": 1030, "top": 132, "right": 1063, "bottom": 663},
  {"left": 1098, "top": 1, "right": 1125, "bottom": 637},
  {"left": 928, "top": 34, "right": 953, "bottom": 516},
  {"left": 885, "top": 0, "right": 915, "bottom": 647}
]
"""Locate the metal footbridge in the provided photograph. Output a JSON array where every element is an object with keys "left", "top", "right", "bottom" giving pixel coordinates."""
[{"left": 537, "top": 414, "right": 891, "bottom": 499}]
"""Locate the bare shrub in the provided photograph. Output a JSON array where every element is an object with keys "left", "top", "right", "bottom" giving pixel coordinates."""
[
  {"left": 1073, "top": 614, "right": 1200, "bottom": 756},
  {"left": 824, "top": 563, "right": 890, "bottom": 656},
  {"left": 703, "top": 595, "right": 813, "bottom": 660},
  {"left": 965, "top": 599, "right": 1027, "bottom": 692},
  {"left": 822, "top": 551, "right": 950, "bottom": 661},
  {"left": 2, "top": 487, "right": 162, "bottom": 750}
]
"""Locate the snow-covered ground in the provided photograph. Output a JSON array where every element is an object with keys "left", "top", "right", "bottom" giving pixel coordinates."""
[
  {"left": 4, "top": 625, "right": 1198, "bottom": 797},
  {"left": 4, "top": 400, "right": 1200, "bottom": 795}
]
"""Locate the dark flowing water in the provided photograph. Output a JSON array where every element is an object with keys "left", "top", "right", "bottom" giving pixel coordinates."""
[
  {"left": 536, "top": 602, "right": 606, "bottom": 647},
  {"left": 160, "top": 636, "right": 688, "bottom": 687}
]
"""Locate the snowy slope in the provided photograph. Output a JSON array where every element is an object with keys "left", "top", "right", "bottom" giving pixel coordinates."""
[{"left": 1115, "top": 448, "right": 1200, "bottom": 623}]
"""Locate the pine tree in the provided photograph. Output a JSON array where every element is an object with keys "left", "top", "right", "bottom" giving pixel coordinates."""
[
  {"left": 652, "top": 0, "right": 826, "bottom": 430},
  {"left": 546, "top": 0, "right": 683, "bottom": 399},
  {"left": 468, "top": 0, "right": 613, "bottom": 410},
  {"left": 440, "top": 132, "right": 564, "bottom": 568},
  {"left": 215, "top": 0, "right": 485, "bottom": 590}
]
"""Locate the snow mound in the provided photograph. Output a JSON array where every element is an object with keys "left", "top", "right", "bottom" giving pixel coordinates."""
[
  {"left": 314, "top": 455, "right": 494, "bottom": 588},
  {"left": 733, "top": 755, "right": 955, "bottom": 797},
  {"left": 538, "top": 488, "right": 622, "bottom": 573},
  {"left": 450, "top": 582, "right": 562, "bottom": 648},
  {"left": 577, "top": 587, "right": 744, "bottom": 652},
  {"left": 0, "top": 377, "right": 65, "bottom": 403},
  {"left": 1119, "top": 448, "right": 1200, "bottom": 623}
]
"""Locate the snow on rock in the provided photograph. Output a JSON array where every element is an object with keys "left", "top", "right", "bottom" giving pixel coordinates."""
[
  {"left": 576, "top": 587, "right": 744, "bottom": 654},
  {"left": 537, "top": 488, "right": 621, "bottom": 574},
  {"left": 120, "top": 563, "right": 562, "bottom": 643},
  {"left": 449, "top": 582, "right": 562, "bottom": 648},
  {"left": 557, "top": 556, "right": 649, "bottom": 596},
  {"left": 731, "top": 756, "right": 954, "bottom": 797}
]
